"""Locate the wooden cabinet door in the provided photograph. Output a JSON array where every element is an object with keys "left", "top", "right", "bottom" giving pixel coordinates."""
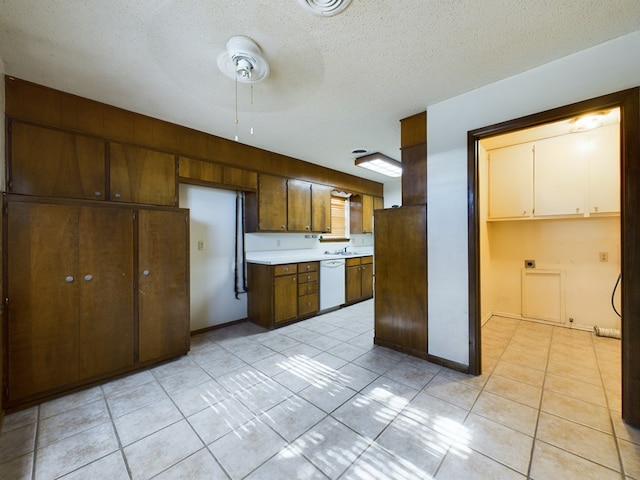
[
  {"left": 274, "top": 274, "right": 298, "bottom": 323},
  {"left": 78, "top": 206, "right": 135, "bottom": 378},
  {"left": 312, "top": 183, "right": 332, "bottom": 233},
  {"left": 361, "top": 259, "right": 374, "bottom": 299},
  {"left": 287, "top": 179, "right": 312, "bottom": 231},
  {"left": 6, "top": 201, "right": 80, "bottom": 402},
  {"left": 138, "top": 209, "right": 190, "bottom": 362},
  {"left": 110, "top": 143, "right": 177, "bottom": 206},
  {"left": 362, "top": 195, "right": 374, "bottom": 233},
  {"left": 345, "top": 263, "right": 362, "bottom": 304},
  {"left": 488, "top": 143, "right": 534, "bottom": 219},
  {"left": 9, "top": 122, "right": 105, "bottom": 200},
  {"left": 350, "top": 195, "right": 363, "bottom": 234},
  {"left": 374, "top": 205, "right": 427, "bottom": 354},
  {"left": 258, "top": 174, "right": 288, "bottom": 231}
]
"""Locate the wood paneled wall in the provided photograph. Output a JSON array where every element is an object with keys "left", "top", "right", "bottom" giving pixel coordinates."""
[{"left": 4, "top": 76, "right": 383, "bottom": 196}]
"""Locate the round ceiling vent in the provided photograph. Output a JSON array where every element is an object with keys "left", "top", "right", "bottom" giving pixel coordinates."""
[
  {"left": 297, "top": 0, "right": 352, "bottom": 16},
  {"left": 217, "top": 36, "right": 270, "bottom": 84}
]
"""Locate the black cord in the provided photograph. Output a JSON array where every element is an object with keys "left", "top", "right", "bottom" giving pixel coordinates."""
[{"left": 612, "top": 273, "right": 622, "bottom": 318}]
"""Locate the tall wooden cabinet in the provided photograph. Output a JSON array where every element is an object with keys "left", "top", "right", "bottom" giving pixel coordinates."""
[
  {"left": 3, "top": 195, "right": 189, "bottom": 408},
  {"left": 138, "top": 209, "right": 190, "bottom": 362},
  {"left": 374, "top": 205, "right": 428, "bottom": 358}
]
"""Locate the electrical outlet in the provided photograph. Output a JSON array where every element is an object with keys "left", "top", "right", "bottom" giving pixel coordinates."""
[
  {"left": 524, "top": 259, "right": 535, "bottom": 269},
  {"left": 599, "top": 252, "right": 609, "bottom": 262},
  {"left": 197, "top": 240, "right": 204, "bottom": 251},
  {"left": 276, "top": 239, "right": 281, "bottom": 248}
]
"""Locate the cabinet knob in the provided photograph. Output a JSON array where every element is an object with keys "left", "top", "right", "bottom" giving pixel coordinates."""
[
  {"left": 307, "top": 302, "right": 311, "bottom": 306},
  {"left": 576, "top": 207, "right": 580, "bottom": 213},
  {"left": 594, "top": 206, "right": 599, "bottom": 212},
  {"left": 327, "top": 226, "right": 331, "bottom": 231},
  {"left": 284, "top": 267, "right": 289, "bottom": 272},
  {"left": 94, "top": 191, "right": 102, "bottom": 197},
  {"left": 84, "top": 274, "right": 93, "bottom": 281},
  {"left": 142, "top": 270, "right": 150, "bottom": 276},
  {"left": 292, "top": 277, "right": 296, "bottom": 282},
  {"left": 114, "top": 193, "right": 121, "bottom": 199},
  {"left": 65, "top": 276, "right": 74, "bottom": 283},
  {"left": 307, "top": 275, "right": 311, "bottom": 281},
  {"left": 281, "top": 225, "right": 286, "bottom": 230},
  {"left": 305, "top": 226, "right": 310, "bottom": 230},
  {"left": 306, "top": 265, "right": 311, "bottom": 271}
]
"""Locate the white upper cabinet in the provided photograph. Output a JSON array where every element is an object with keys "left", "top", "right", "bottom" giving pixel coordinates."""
[
  {"left": 488, "top": 143, "right": 534, "bottom": 219},
  {"left": 534, "top": 133, "right": 587, "bottom": 217},
  {"left": 587, "top": 124, "right": 620, "bottom": 215},
  {"left": 487, "top": 123, "right": 619, "bottom": 220}
]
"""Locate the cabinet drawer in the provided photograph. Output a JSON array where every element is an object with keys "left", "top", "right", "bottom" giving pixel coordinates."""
[
  {"left": 298, "top": 262, "right": 318, "bottom": 273},
  {"left": 346, "top": 257, "right": 361, "bottom": 267},
  {"left": 298, "top": 271, "right": 318, "bottom": 284},
  {"left": 298, "top": 293, "right": 319, "bottom": 316},
  {"left": 361, "top": 256, "right": 373, "bottom": 265},
  {"left": 298, "top": 281, "right": 318, "bottom": 296},
  {"left": 274, "top": 264, "right": 297, "bottom": 276}
]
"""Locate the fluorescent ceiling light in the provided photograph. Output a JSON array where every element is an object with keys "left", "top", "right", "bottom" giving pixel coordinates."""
[{"left": 355, "top": 152, "right": 402, "bottom": 178}]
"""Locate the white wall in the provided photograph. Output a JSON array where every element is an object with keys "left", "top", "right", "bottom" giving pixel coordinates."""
[
  {"left": 179, "top": 185, "right": 247, "bottom": 331},
  {"left": 383, "top": 179, "right": 402, "bottom": 207},
  {"left": 427, "top": 31, "right": 640, "bottom": 365},
  {"left": 487, "top": 218, "right": 621, "bottom": 331}
]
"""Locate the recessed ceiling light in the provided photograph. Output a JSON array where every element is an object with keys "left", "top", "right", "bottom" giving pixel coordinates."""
[{"left": 297, "top": 0, "right": 352, "bottom": 17}]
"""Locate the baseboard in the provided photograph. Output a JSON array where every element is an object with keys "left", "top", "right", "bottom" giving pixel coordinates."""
[{"left": 190, "top": 318, "right": 248, "bottom": 336}]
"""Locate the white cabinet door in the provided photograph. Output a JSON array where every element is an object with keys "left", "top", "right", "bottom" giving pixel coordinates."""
[
  {"left": 488, "top": 143, "right": 533, "bottom": 219},
  {"left": 588, "top": 124, "right": 620, "bottom": 215},
  {"left": 534, "top": 133, "right": 586, "bottom": 217}
]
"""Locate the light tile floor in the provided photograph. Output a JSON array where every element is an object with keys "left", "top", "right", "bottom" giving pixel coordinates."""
[{"left": 1, "top": 300, "right": 639, "bottom": 479}]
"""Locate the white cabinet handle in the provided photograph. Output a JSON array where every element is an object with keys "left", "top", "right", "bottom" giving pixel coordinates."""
[
  {"left": 65, "top": 276, "right": 74, "bottom": 283},
  {"left": 114, "top": 193, "right": 121, "bottom": 199},
  {"left": 142, "top": 270, "right": 150, "bottom": 276},
  {"left": 94, "top": 191, "right": 102, "bottom": 197},
  {"left": 84, "top": 274, "right": 93, "bottom": 281}
]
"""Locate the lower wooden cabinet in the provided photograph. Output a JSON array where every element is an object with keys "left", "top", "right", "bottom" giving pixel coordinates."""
[
  {"left": 3, "top": 195, "right": 189, "bottom": 409},
  {"left": 346, "top": 256, "right": 374, "bottom": 304},
  {"left": 248, "top": 261, "right": 319, "bottom": 329}
]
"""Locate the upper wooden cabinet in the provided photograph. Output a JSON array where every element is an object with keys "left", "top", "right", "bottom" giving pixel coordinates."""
[
  {"left": 311, "top": 183, "right": 332, "bottom": 233},
  {"left": 223, "top": 166, "right": 258, "bottom": 190},
  {"left": 247, "top": 175, "right": 335, "bottom": 233},
  {"left": 110, "top": 143, "right": 177, "bottom": 206},
  {"left": 288, "top": 179, "right": 312, "bottom": 231},
  {"left": 9, "top": 121, "right": 106, "bottom": 200},
  {"left": 253, "top": 174, "right": 288, "bottom": 231},
  {"left": 179, "top": 156, "right": 223, "bottom": 184},
  {"left": 400, "top": 112, "right": 427, "bottom": 206},
  {"left": 350, "top": 194, "right": 382, "bottom": 234}
]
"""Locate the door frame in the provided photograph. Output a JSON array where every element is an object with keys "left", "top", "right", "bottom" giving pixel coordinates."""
[{"left": 467, "top": 88, "right": 640, "bottom": 426}]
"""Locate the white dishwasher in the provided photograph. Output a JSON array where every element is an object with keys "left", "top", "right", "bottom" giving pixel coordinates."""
[{"left": 319, "top": 259, "right": 346, "bottom": 312}]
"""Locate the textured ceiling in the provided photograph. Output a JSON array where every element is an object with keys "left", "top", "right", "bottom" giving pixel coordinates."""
[{"left": 1, "top": 0, "right": 639, "bottom": 185}]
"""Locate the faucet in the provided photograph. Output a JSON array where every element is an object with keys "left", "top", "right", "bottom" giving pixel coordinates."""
[{"left": 342, "top": 247, "right": 349, "bottom": 253}]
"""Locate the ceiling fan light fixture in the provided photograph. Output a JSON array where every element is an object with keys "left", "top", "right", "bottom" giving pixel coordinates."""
[
  {"left": 297, "top": 0, "right": 352, "bottom": 16},
  {"left": 355, "top": 152, "right": 402, "bottom": 178},
  {"left": 217, "top": 36, "right": 269, "bottom": 84}
]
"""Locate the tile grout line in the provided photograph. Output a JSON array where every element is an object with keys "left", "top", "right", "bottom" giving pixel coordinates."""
[
  {"left": 29, "top": 404, "right": 41, "bottom": 480},
  {"left": 591, "top": 333, "right": 626, "bottom": 480},
  {"left": 524, "top": 323, "right": 555, "bottom": 479}
]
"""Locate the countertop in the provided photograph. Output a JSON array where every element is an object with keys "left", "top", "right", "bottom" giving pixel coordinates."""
[{"left": 246, "top": 249, "right": 373, "bottom": 265}]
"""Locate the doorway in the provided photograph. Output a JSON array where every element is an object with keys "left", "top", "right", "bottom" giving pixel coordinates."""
[{"left": 467, "top": 88, "right": 640, "bottom": 426}]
